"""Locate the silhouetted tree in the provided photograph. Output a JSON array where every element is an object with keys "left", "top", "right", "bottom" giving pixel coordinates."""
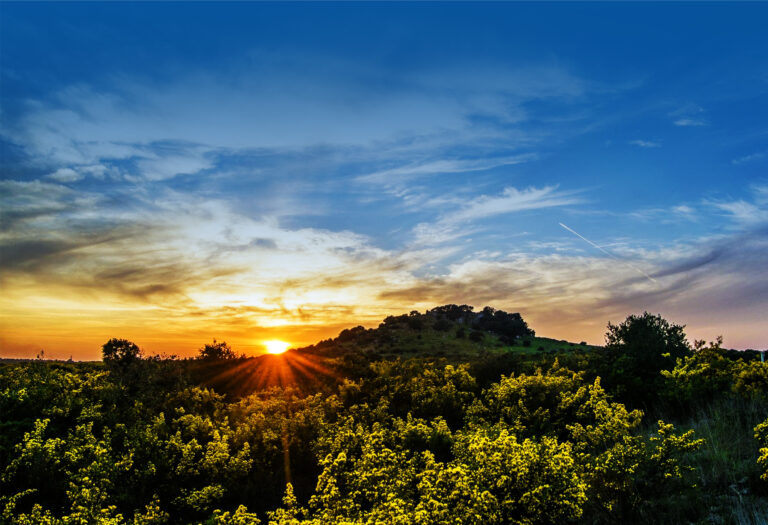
[
  {"left": 101, "top": 338, "right": 145, "bottom": 392},
  {"left": 102, "top": 338, "right": 142, "bottom": 367},
  {"left": 600, "top": 312, "right": 691, "bottom": 407},
  {"left": 428, "top": 304, "right": 474, "bottom": 321},
  {"left": 197, "top": 339, "right": 237, "bottom": 360}
]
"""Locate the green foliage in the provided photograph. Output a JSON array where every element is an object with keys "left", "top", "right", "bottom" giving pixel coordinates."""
[
  {"left": 361, "top": 361, "right": 477, "bottom": 428},
  {"left": 581, "top": 421, "right": 703, "bottom": 522},
  {"left": 454, "top": 427, "right": 587, "bottom": 524},
  {"left": 734, "top": 361, "right": 768, "bottom": 400},
  {"left": 471, "top": 365, "right": 643, "bottom": 446},
  {"left": 755, "top": 418, "right": 768, "bottom": 482},
  {"left": 1, "top": 310, "right": 765, "bottom": 524},
  {"left": 212, "top": 504, "right": 261, "bottom": 525},
  {"left": 664, "top": 338, "right": 768, "bottom": 409},
  {"left": 662, "top": 337, "right": 737, "bottom": 405}
]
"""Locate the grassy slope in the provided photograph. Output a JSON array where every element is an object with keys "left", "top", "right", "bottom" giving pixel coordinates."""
[{"left": 297, "top": 319, "right": 599, "bottom": 361}]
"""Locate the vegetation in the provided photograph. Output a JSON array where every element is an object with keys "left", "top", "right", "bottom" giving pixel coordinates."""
[{"left": 1, "top": 305, "right": 767, "bottom": 524}]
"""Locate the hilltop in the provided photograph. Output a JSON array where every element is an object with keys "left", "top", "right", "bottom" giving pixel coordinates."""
[{"left": 294, "top": 304, "right": 596, "bottom": 361}]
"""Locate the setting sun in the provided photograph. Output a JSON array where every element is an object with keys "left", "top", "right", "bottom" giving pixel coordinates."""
[{"left": 263, "top": 339, "right": 291, "bottom": 355}]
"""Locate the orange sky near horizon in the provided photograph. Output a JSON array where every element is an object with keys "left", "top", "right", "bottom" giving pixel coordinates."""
[{"left": 2, "top": 280, "right": 764, "bottom": 361}]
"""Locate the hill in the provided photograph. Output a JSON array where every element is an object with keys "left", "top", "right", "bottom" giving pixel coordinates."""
[{"left": 294, "top": 304, "right": 596, "bottom": 361}]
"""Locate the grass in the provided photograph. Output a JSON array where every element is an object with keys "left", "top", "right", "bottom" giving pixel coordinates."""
[
  {"left": 343, "top": 324, "right": 597, "bottom": 360},
  {"left": 638, "top": 397, "right": 768, "bottom": 524},
  {"left": 682, "top": 398, "right": 765, "bottom": 489}
]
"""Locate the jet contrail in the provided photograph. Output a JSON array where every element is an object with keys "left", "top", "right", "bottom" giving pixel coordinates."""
[{"left": 558, "top": 222, "right": 657, "bottom": 284}]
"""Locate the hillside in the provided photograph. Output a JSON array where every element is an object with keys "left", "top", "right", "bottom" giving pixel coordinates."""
[{"left": 295, "top": 304, "right": 597, "bottom": 361}]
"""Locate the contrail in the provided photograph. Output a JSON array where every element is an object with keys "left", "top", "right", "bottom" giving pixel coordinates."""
[{"left": 559, "top": 222, "right": 657, "bottom": 284}]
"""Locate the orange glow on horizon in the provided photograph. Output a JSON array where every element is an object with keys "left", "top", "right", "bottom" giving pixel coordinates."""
[
  {"left": 194, "top": 346, "right": 341, "bottom": 396},
  {"left": 263, "top": 339, "right": 291, "bottom": 355}
]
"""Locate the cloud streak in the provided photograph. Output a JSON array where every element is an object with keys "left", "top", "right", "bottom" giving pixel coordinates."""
[
  {"left": 355, "top": 154, "right": 537, "bottom": 185},
  {"left": 629, "top": 139, "right": 661, "bottom": 148}
]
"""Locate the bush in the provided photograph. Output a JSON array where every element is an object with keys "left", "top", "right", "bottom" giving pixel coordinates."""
[
  {"left": 755, "top": 418, "right": 768, "bottom": 481},
  {"left": 662, "top": 338, "right": 736, "bottom": 405}
]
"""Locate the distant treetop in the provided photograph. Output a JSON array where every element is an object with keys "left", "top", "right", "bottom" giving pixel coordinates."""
[{"left": 197, "top": 339, "right": 238, "bottom": 360}]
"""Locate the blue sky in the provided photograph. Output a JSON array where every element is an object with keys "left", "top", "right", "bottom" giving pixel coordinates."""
[{"left": 1, "top": 3, "right": 767, "bottom": 357}]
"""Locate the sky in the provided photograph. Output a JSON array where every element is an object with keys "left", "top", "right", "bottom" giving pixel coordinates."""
[{"left": 1, "top": 2, "right": 767, "bottom": 359}]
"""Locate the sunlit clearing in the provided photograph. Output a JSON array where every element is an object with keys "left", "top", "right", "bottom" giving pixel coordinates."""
[{"left": 264, "top": 339, "right": 291, "bottom": 354}]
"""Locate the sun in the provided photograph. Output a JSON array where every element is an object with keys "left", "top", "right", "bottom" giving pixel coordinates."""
[{"left": 263, "top": 339, "right": 291, "bottom": 355}]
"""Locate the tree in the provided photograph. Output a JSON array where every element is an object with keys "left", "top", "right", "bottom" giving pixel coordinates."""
[
  {"left": 102, "top": 338, "right": 142, "bottom": 367},
  {"left": 601, "top": 312, "right": 691, "bottom": 406},
  {"left": 472, "top": 307, "right": 535, "bottom": 340},
  {"left": 198, "top": 339, "right": 238, "bottom": 360}
]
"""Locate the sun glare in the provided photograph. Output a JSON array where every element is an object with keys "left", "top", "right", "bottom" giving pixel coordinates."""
[{"left": 264, "top": 339, "right": 291, "bottom": 355}]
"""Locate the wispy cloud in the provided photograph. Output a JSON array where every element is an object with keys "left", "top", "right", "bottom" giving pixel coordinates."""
[
  {"left": 670, "top": 104, "right": 708, "bottom": 127},
  {"left": 355, "top": 154, "right": 537, "bottom": 185},
  {"left": 412, "top": 185, "right": 583, "bottom": 245},
  {"left": 452, "top": 186, "right": 582, "bottom": 223},
  {"left": 732, "top": 151, "right": 766, "bottom": 165},
  {"left": 628, "top": 203, "right": 698, "bottom": 223},
  {"left": 46, "top": 168, "right": 84, "bottom": 183},
  {"left": 1, "top": 60, "right": 590, "bottom": 184},
  {"left": 674, "top": 118, "right": 707, "bottom": 127},
  {"left": 701, "top": 185, "right": 768, "bottom": 226},
  {"left": 629, "top": 139, "right": 661, "bottom": 148},
  {"left": 711, "top": 200, "right": 768, "bottom": 225}
]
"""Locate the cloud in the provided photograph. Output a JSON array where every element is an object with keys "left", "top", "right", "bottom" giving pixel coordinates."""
[
  {"left": 709, "top": 187, "right": 768, "bottom": 225},
  {"left": 753, "top": 185, "right": 768, "bottom": 204},
  {"left": 411, "top": 185, "right": 582, "bottom": 246},
  {"left": 628, "top": 203, "right": 698, "bottom": 223},
  {"left": 1, "top": 57, "right": 596, "bottom": 192},
  {"left": 672, "top": 205, "right": 695, "bottom": 215},
  {"left": 47, "top": 168, "right": 83, "bottom": 182},
  {"left": 673, "top": 118, "right": 707, "bottom": 127},
  {"left": 451, "top": 185, "right": 582, "bottom": 223},
  {"left": 132, "top": 144, "right": 214, "bottom": 181},
  {"left": 670, "top": 104, "right": 708, "bottom": 127},
  {"left": 629, "top": 139, "right": 661, "bottom": 148},
  {"left": 0, "top": 179, "right": 101, "bottom": 231},
  {"left": 0, "top": 179, "right": 409, "bottom": 314},
  {"left": 732, "top": 152, "right": 766, "bottom": 165},
  {"left": 355, "top": 154, "right": 537, "bottom": 185}
]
